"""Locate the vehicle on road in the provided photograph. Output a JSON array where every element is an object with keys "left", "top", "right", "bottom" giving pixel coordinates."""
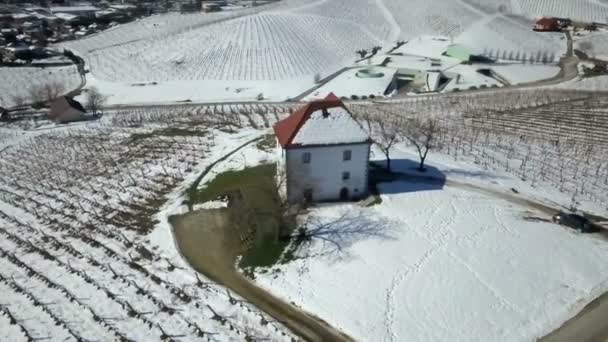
[{"left": 552, "top": 212, "right": 595, "bottom": 233}]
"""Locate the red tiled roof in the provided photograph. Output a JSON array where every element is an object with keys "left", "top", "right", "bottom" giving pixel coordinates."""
[{"left": 273, "top": 93, "right": 345, "bottom": 148}]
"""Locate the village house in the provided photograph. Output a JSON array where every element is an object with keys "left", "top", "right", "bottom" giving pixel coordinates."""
[
  {"left": 533, "top": 17, "right": 561, "bottom": 32},
  {"left": 273, "top": 93, "right": 371, "bottom": 203},
  {"left": 48, "top": 96, "right": 86, "bottom": 123}
]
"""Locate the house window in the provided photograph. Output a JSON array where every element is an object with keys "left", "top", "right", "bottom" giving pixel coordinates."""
[
  {"left": 342, "top": 172, "right": 350, "bottom": 180},
  {"left": 302, "top": 152, "right": 311, "bottom": 164},
  {"left": 343, "top": 150, "right": 352, "bottom": 161}
]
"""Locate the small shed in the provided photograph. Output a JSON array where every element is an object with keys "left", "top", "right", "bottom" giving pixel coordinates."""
[
  {"left": 49, "top": 96, "right": 86, "bottom": 123},
  {"left": 445, "top": 44, "right": 473, "bottom": 62},
  {"left": 534, "top": 17, "right": 561, "bottom": 32}
]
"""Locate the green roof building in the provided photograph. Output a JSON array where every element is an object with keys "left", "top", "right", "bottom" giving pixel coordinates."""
[{"left": 445, "top": 44, "right": 473, "bottom": 62}]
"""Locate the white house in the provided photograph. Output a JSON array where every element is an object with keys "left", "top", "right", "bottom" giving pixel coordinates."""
[{"left": 273, "top": 93, "right": 371, "bottom": 203}]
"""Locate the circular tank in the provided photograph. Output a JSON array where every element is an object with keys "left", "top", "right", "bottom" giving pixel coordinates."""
[{"left": 356, "top": 68, "right": 385, "bottom": 78}]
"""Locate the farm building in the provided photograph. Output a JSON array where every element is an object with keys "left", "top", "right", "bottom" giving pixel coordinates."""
[
  {"left": 273, "top": 93, "right": 371, "bottom": 203},
  {"left": 534, "top": 17, "right": 561, "bottom": 32},
  {"left": 49, "top": 96, "right": 86, "bottom": 123}
]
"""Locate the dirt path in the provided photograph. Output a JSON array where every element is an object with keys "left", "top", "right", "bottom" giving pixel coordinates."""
[
  {"left": 170, "top": 139, "right": 354, "bottom": 342},
  {"left": 170, "top": 209, "right": 354, "bottom": 342},
  {"left": 540, "top": 290, "right": 608, "bottom": 342}
]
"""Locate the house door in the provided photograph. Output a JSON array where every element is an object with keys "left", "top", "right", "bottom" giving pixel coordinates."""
[
  {"left": 303, "top": 189, "right": 313, "bottom": 203},
  {"left": 339, "top": 187, "right": 349, "bottom": 201}
]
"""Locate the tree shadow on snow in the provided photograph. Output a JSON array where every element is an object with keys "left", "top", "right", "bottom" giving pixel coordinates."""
[
  {"left": 371, "top": 159, "right": 446, "bottom": 195},
  {"left": 372, "top": 158, "right": 506, "bottom": 196},
  {"left": 297, "top": 210, "right": 398, "bottom": 262}
]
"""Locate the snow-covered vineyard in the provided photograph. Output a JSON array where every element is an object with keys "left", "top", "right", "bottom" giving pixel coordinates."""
[
  {"left": 45, "top": 0, "right": 608, "bottom": 105},
  {"left": 1, "top": 87, "right": 608, "bottom": 340},
  {"left": 352, "top": 89, "right": 608, "bottom": 210},
  {"left": 2, "top": 0, "right": 608, "bottom": 340},
  {"left": 0, "top": 107, "right": 295, "bottom": 341}
]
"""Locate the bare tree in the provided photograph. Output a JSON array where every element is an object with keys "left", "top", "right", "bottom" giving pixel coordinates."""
[
  {"left": 374, "top": 114, "right": 401, "bottom": 172},
  {"left": 29, "top": 81, "right": 65, "bottom": 104},
  {"left": 401, "top": 117, "right": 440, "bottom": 172},
  {"left": 85, "top": 87, "right": 108, "bottom": 115}
]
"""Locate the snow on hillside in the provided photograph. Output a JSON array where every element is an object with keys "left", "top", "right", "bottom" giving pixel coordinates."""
[
  {"left": 0, "top": 66, "right": 81, "bottom": 107},
  {"left": 80, "top": 75, "right": 313, "bottom": 105},
  {"left": 83, "top": 13, "right": 378, "bottom": 82},
  {"left": 58, "top": 1, "right": 294, "bottom": 54},
  {"left": 255, "top": 149, "right": 608, "bottom": 341},
  {"left": 516, "top": 0, "right": 608, "bottom": 22},
  {"left": 383, "top": 0, "right": 483, "bottom": 40},
  {"left": 455, "top": 16, "right": 565, "bottom": 57},
  {"left": 461, "top": 0, "right": 512, "bottom": 14},
  {"left": 488, "top": 63, "right": 560, "bottom": 84},
  {"left": 60, "top": 12, "right": 237, "bottom": 53},
  {"left": 290, "top": 0, "right": 398, "bottom": 42}
]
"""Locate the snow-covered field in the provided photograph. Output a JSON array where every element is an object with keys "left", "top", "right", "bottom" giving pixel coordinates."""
[
  {"left": 81, "top": 75, "right": 313, "bottom": 105},
  {"left": 557, "top": 75, "right": 608, "bottom": 91},
  {"left": 0, "top": 66, "right": 81, "bottom": 107},
  {"left": 487, "top": 63, "right": 560, "bottom": 84},
  {"left": 255, "top": 143, "right": 608, "bottom": 341}
]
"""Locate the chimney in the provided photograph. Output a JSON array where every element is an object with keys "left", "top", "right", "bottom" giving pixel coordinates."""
[{"left": 322, "top": 108, "right": 329, "bottom": 118}]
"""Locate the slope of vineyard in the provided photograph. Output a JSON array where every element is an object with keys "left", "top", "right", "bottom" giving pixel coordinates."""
[
  {"left": 83, "top": 13, "right": 378, "bottom": 82},
  {"left": 382, "top": 0, "right": 483, "bottom": 40},
  {"left": 0, "top": 108, "right": 296, "bottom": 341},
  {"left": 290, "top": 0, "right": 397, "bottom": 42},
  {"left": 516, "top": 0, "right": 608, "bottom": 22}
]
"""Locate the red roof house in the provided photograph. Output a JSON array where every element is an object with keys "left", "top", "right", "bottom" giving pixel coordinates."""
[
  {"left": 273, "top": 93, "right": 371, "bottom": 203},
  {"left": 534, "top": 17, "right": 561, "bottom": 32},
  {"left": 273, "top": 93, "right": 368, "bottom": 148}
]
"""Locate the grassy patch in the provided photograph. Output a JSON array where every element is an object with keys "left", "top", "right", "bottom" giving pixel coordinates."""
[
  {"left": 129, "top": 127, "right": 207, "bottom": 144},
  {"left": 256, "top": 134, "right": 276, "bottom": 152},
  {"left": 191, "top": 164, "right": 295, "bottom": 269}
]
